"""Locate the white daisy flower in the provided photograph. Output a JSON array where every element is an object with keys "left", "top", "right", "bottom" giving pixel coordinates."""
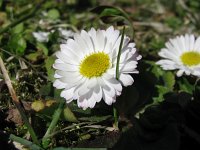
[
  {"left": 33, "top": 31, "right": 50, "bottom": 42},
  {"left": 58, "top": 28, "right": 75, "bottom": 40},
  {"left": 53, "top": 26, "right": 141, "bottom": 110},
  {"left": 157, "top": 34, "right": 200, "bottom": 77}
]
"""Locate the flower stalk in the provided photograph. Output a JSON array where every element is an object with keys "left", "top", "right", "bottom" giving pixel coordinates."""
[{"left": 114, "top": 26, "right": 125, "bottom": 129}]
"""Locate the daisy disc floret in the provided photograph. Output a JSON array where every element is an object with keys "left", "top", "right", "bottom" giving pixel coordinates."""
[
  {"left": 53, "top": 26, "right": 141, "bottom": 109},
  {"left": 157, "top": 34, "right": 200, "bottom": 77}
]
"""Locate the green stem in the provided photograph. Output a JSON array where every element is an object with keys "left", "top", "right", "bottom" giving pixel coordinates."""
[
  {"left": 42, "top": 100, "right": 65, "bottom": 146},
  {"left": 10, "top": 134, "right": 43, "bottom": 150},
  {"left": 114, "top": 26, "right": 125, "bottom": 129},
  {"left": 113, "top": 107, "right": 118, "bottom": 129},
  {"left": 116, "top": 26, "right": 125, "bottom": 80},
  {"left": 0, "top": 0, "right": 45, "bottom": 35}
]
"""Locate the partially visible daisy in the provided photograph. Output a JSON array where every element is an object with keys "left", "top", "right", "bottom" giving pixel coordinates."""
[
  {"left": 58, "top": 28, "right": 74, "bottom": 40},
  {"left": 33, "top": 31, "right": 50, "bottom": 42},
  {"left": 53, "top": 26, "right": 141, "bottom": 110},
  {"left": 157, "top": 34, "right": 200, "bottom": 77}
]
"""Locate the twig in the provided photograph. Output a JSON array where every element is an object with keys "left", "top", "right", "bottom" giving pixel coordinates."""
[
  {"left": 0, "top": 56, "right": 39, "bottom": 145},
  {"left": 42, "top": 122, "right": 92, "bottom": 139}
]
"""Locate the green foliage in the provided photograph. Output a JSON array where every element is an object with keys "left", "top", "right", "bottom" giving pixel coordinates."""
[
  {"left": 165, "top": 16, "right": 182, "bottom": 30},
  {"left": 37, "top": 42, "right": 48, "bottom": 56},
  {"left": 91, "top": 5, "right": 134, "bottom": 38},
  {"left": 63, "top": 106, "right": 78, "bottom": 123},
  {"left": 11, "top": 23, "right": 24, "bottom": 34},
  {"left": 45, "top": 56, "right": 55, "bottom": 82},
  {"left": 178, "top": 77, "right": 194, "bottom": 94},
  {"left": 47, "top": 9, "right": 60, "bottom": 20},
  {"left": 8, "top": 34, "right": 26, "bottom": 55},
  {"left": 9, "top": 134, "right": 43, "bottom": 150}
]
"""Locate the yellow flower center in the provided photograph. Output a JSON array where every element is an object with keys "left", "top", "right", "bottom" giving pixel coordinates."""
[
  {"left": 181, "top": 51, "right": 200, "bottom": 66},
  {"left": 79, "top": 52, "right": 110, "bottom": 78}
]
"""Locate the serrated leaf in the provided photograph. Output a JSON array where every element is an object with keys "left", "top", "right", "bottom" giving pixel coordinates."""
[
  {"left": 178, "top": 77, "right": 193, "bottom": 94},
  {"left": 153, "top": 85, "right": 170, "bottom": 103}
]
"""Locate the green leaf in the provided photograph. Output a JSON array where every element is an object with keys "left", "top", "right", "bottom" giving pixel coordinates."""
[
  {"left": 163, "top": 72, "right": 175, "bottom": 90},
  {"left": 25, "top": 51, "right": 43, "bottom": 62},
  {"left": 99, "top": 8, "right": 121, "bottom": 17},
  {"left": 12, "top": 23, "right": 24, "bottom": 34},
  {"left": 47, "top": 9, "right": 60, "bottom": 20},
  {"left": 153, "top": 85, "right": 170, "bottom": 103},
  {"left": 9, "top": 134, "right": 43, "bottom": 150},
  {"left": 37, "top": 42, "right": 48, "bottom": 56},
  {"left": 91, "top": 6, "right": 134, "bottom": 38},
  {"left": 45, "top": 56, "right": 55, "bottom": 81},
  {"left": 63, "top": 106, "right": 78, "bottom": 123},
  {"left": 91, "top": 6, "right": 129, "bottom": 20},
  {"left": 178, "top": 77, "right": 193, "bottom": 94},
  {"left": 8, "top": 34, "right": 27, "bottom": 56}
]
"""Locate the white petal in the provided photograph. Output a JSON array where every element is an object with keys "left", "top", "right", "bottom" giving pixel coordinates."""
[
  {"left": 106, "top": 78, "right": 122, "bottom": 93},
  {"left": 80, "top": 30, "right": 95, "bottom": 53},
  {"left": 56, "top": 51, "right": 79, "bottom": 65},
  {"left": 61, "top": 87, "right": 75, "bottom": 102},
  {"left": 60, "top": 44, "right": 82, "bottom": 61},
  {"left": 53, "top": 79, "right": 66, "bottom": 89},
  {"left": 189, "top": 34, "right": 195, "bottom": 50},
  {"left": 53, "top": 63, "right": 78, "bottom": 72},
  {"left": 55, "top": 70, "right": 80, "bottom": 78},
  {"left": 33, "top": 31, "right": 49, "bottom": 42},
  {"left": 119, "top": 74, "right": 134, "bottom": 86},
  {"left": 194, "top": 37, "right": 200, "bottom": 51},
  {"left": 102, "top": 92, "right": 115, "bottom": 105},
  {"left": 60, "top": 75, "right": 83, "bottom": 84},
  {"left": 96, "top": 30, "right": 106, "bottom": 51},
  {"left": 176, "top": 70, "right": 184, "bottom": 77},
  {"left": 93, "top": 85, "right": 102, "bottom": 102}
]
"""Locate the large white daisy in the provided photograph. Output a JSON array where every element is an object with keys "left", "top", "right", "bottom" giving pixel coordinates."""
[
  {"left": 157, "top": 34, "right": 200, "bottom": 77},
  {"left": 53, "top": 26, "right": 141, "bottom": 110}
]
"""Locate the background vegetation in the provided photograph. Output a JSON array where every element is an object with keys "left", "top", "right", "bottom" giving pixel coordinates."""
[{"left": 0, "top": 0, "right": 200, "bottom": 149}]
